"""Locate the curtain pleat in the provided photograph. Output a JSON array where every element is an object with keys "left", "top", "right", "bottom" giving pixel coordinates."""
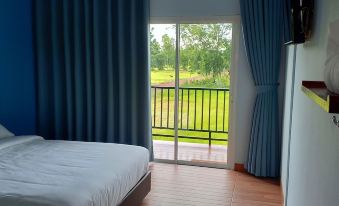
[
  {"left": 34, "top": 0, "right": 152, "bottom": 154},
  {"left": 240, "top": 0, "right": 283, "bottom": 177}
]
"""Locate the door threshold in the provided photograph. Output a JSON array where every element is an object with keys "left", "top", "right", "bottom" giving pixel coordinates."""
[{"left": 153, "top": 159, "right": 231, "bottom": 169}]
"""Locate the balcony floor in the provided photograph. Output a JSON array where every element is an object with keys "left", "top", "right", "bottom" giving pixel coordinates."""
[{"left": 153, "top": 140, "right": 228, "bottom": 164}]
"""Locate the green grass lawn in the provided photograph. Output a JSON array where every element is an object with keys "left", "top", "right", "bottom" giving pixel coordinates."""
[
  {"left": 181, "top": 74, "right": 230, "bottom": 89},
  {"left": 151, "top": 70, "right": 200, "bottom": 85},
  {"left": 151, "top": 70, "right": 230, "bottom": 146}
]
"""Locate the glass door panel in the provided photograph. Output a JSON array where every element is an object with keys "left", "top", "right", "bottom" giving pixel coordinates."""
[
  {"left": 150, "top": 23, "right": 232, "bottom": 166},
  {"left": 177, "top": 24, "right": 232, "bottom": 165},
  {"left": 150, "top": 24, "right": 176, "bottom": 161}
]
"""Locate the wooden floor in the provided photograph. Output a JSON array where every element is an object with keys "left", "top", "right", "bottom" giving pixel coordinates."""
[
  {"left": 153, "top": 140, "right": 228, "bottom": 163},
  {"left": 141, "top": 163, "right": 283, "bottom": 206}
]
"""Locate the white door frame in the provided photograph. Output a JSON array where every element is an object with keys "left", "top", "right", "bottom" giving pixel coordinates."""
[{"left": 151, "top": 16, "right": 241, "bottom": 169}]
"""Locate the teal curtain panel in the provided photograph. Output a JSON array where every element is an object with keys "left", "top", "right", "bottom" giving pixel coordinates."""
[
  {"left": 240, "top": 0, "right": 284, "bottom": 177},
  {"left": 34, "top": 0, "right": 152, "bottom": 155}
]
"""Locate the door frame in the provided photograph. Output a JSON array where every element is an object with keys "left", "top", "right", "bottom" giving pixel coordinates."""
[{"left": 150, "top": 16, "right": 240, "bottom": 170}]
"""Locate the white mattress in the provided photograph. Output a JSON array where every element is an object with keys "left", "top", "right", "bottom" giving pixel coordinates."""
[{"left": 0, "top": 136, "right": 149, "bottom": 206}]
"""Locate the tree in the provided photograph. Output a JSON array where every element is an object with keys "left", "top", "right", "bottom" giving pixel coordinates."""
[
  {"left": 161, "top": 34, "right": 175, "bottom": 69},
  {"left": 150, "top": 28, "right": 166, "bottom": 70},
  {"left": 150, "top": 24, "right": 232, "bottom": 76},
  {"left": 180, "top": 24, "right": 232, "bottom": 76}
]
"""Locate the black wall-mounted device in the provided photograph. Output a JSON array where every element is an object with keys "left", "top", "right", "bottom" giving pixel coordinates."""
[{"left": 286, "top": 0, "right": 314, "bottom": 44}]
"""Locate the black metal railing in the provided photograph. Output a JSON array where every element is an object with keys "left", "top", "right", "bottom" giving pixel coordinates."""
[{"left": 151, "top": 86, "right": 229, "bottom": 146}]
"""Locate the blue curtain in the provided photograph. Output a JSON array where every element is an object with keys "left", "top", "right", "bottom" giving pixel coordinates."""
[
  {"left": 240, "top": 0, "right": 284, "bottom": 177},
  {"left": 34, "top": 0, "right": 152, "bottom": 154}
]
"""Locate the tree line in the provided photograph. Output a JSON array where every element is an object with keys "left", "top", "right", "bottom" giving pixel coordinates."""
[{"left": 150, "top": 24, "right": 232, "bottom": 77}]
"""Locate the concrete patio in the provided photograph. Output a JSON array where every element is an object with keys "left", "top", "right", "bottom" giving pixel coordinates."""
[{"left": 153, "top": 140, "right": 228, "bottom": 163}]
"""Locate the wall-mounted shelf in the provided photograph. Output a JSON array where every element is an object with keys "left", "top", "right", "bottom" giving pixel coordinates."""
[{"left": 301, "top": 81, "right": 339, "bottom": 113}]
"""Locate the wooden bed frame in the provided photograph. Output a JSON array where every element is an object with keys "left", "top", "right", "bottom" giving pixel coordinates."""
[{"left": 119, "top": 171, "right": 151, "bottom": 206}]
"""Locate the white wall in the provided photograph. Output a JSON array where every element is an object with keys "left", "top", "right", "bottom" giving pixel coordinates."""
[
  {"left": 150, "top": 0, "right": 239, "bottom": 22},
  {"left": 281, "top": 0, "right": 339, "bottom": 205},
  {"left": 232, "top": 33, "right": 256, "bottom": 163},
  {"left": 281, "top": 45, "right": 296, "bottom": 196}
]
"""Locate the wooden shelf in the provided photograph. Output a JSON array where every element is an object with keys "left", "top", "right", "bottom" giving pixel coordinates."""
[{"left": 301, "top": 81, "right": 339, "bottom": 113}]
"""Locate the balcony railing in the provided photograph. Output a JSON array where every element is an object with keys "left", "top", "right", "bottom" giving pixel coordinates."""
[{"left": 151, "top": 86, "right": 229, "bottom": 146}]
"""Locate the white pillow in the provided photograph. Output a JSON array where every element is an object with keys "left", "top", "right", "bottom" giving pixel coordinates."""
[{"left": 0, "top": 124, "right": 15, "bottom": 138}]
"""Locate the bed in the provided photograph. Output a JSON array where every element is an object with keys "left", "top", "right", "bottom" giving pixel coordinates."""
[{"left": 0, "top": 135, "right": 151, "bottom": 206}]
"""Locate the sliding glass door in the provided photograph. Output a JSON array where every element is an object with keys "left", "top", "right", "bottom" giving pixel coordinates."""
[
  {"left": 151, "top": 24, "right": 177, "bottom": 161},
  {"left": 151, "top": 23, "right": 232, "bottom": 168}
]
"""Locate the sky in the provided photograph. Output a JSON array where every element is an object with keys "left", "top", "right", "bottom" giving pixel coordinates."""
[{"left": 150, "top": 24, "right": 176, "bottom": 45}]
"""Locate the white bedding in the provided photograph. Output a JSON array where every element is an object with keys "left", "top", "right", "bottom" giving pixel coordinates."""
[{"left": 0, "top": 136, "right": 149, "bottom": 206}]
